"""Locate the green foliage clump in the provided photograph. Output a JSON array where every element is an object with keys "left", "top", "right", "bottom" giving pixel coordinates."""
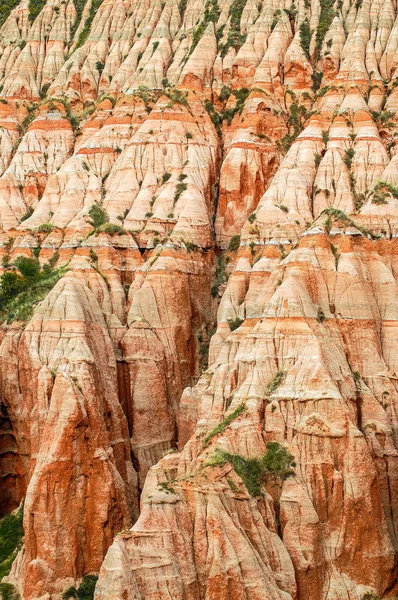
[
  {"left": 185, "top": 241, "right": 199, "bottom": 252},
  {"left": 0, "top": 0, "right": 20, "bottom": 28},
  {"left": 371, "top": 180, "right": 398, "bottom": 205},
  {"left": 75, "top": 0, "right": 103, "bottom": 49},
  {"left": 19, "top": 206, "right": 34, "bottom": 223},
  {"left": 178, "top": 0, "right": 187, "bottom": 14},
  {"left": 218, "top": 86, "right": 231, "bottom": 102},
  {"left": 316, "top": 0, "right": 335, "bottom": 53},
  {"left": 36, "top": 223, "right": 55, "bottom": 233},
  {"left": 277, "top": 100, "right": 312, "bottom": 155},
  {"left": 190, "top": 0, "right": 220, "bottom": 54},
  {"left": 228, "top": 235, "right": 241, "bottom": 251},
  {"left": 228, "top": 317, "right": 244, "bottom": 331},
  {"left": 204, "top": 100, "right": 222, "bottom": 132},
  {"left": 161, "top": 172, "right": 172, "bottom": 185},
  {"left": 0, "top": 504, "right": 24, "bottom": 579},
  {"left": 212, "top": 441, "right": 295, "bottom": 496},
  {"left": 28, "top": 0, "right": 46, "bottom": 22},
  {"left": 211, "top": 254, "right": 228, "bottom": 297},
  {"left": 0, "top": 258, "right": 67, "bottom": 324},
  {"left": 174, "top": 182, "right": 187, "bottom": 202},
  {"left": 158, "top": 481, "right": 176, "bottom": 494},
  {"left": 266, "top": 370, "right": 286, "bottom": 394},
  {"left": 299, "top": 18, "right": 311, "bottom": 60},
  {"left": 165, "top": 88, "right": 188, "bottom": 107},
  {"left": 88, "top": 203, "right": 108, "bottom": 228},
  {"left": 220, "top": 87, "right": 250, "bottom": 125},
  {"left": 70, "top": 0, "right": 87, "bottom": 38},
  {"left": 343, "top": 147, "right": 355, "bottom": 169},
  {"left": 219, "top": 0, "right": 247, "bottom": 58},
  {"left": 203, "top": 402, "right": 246, "bottom": 446},
  {"left": 62, "top": 575, "right": 98, "bottom": 600},
  {"left": 97, "top": 223, "right": 124, "bottom": 235},
  {"left": 0, "top": 583, "right": 19, "bottom": 600}
]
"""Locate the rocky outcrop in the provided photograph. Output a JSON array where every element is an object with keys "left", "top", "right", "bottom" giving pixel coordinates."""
[{"left": 1, "top": 0, "right": 398, "bottom": 598}]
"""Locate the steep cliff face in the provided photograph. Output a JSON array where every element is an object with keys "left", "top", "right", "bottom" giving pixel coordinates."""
[{"left": 0, "top": 0, "right": 398, "bottom": 598}]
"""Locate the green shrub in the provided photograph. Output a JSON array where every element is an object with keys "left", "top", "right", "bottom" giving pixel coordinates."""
[
  {"left": 0, "top": 583, "right": 19, "bottom": 600},
  {"left": 220, "top": 88, "right": 250, "bottom": 125},
  {"left": 174, "top": 182, "right": 187, "bottom": 202},
  {"left": 0, "top": 504, "right": 24, "bottom": 579},
  {"left": 74, "top": 0, "right": 103, "bottom": 49},
  {"left": 62, "top": 575, "right": 98, "bottom": 600},
  {"left": 212, "top": 442, "right": 295, "bottom": 496},
  {"left": 266, "top": 370, "right": 286, "bottom": 394},
  {"left": 35, "top": 223, "right": 55, "bottom": 233},
  {"left": 97, "top": 223, "right": 124, "bottom": 235},
  {"left": 211, "top": 254, "right": 228, "bottom": 297},
  {"left": 228, "top": 235, "right": 241, "bottom": 251},
  {"left": 343, "top": 147, "right": 355, "bottom": 169},
  {"left": 219, "top": 0, "right": 247, "bottom": 57},
  {"left": 299, "top": 18, "right": 311, "bottom": 59},
  {"left": 228, "top": 317, "right": 244, "bottom": 331},
  {"left": 371, "top": 180, "right": 398, "bottom": 204},
  {"left": 158, "top": 481, "right": 175, "bottom": 494},
  {"left": 88, "top": 204, "right": 108, "bottom": 228},
  {"left": 165, "top": 88, "right": 188, "bottom": 107},
  {"left": 161, "top": 172, "right": 172, "bottom": 185},
  {"left": 189, "top": 0, "right": 220, "bottom": 55},
  {"left": 0, "top": 0, "right": 21, "bottom": 28},
  {"left": 185, "top": 241, "right": 199, "bottom": 252},
  {"left": 316, "top": 0, "right": 335, "bottom": 53},
  {"left": 28, "top": 0, "right": 45, "bottom": 21},
  {"left": 20, "top": 206, "right": 34, "bottom": 222},
  {"left": 0, "top": 259, "right": 67, "bottom": 324}
]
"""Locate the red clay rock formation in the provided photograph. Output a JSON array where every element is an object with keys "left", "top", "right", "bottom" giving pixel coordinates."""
[{"left": 0, "top": 0, "right": 398, "bottom": 598}]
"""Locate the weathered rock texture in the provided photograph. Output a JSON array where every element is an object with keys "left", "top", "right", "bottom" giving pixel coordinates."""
[{"left": 0, "top": 0, "right": 398, "bottom": 598}]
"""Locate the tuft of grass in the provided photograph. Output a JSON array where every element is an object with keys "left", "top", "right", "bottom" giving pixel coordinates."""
[{"left": 203, "top": 402, "right": 245, "bottom": 446}]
